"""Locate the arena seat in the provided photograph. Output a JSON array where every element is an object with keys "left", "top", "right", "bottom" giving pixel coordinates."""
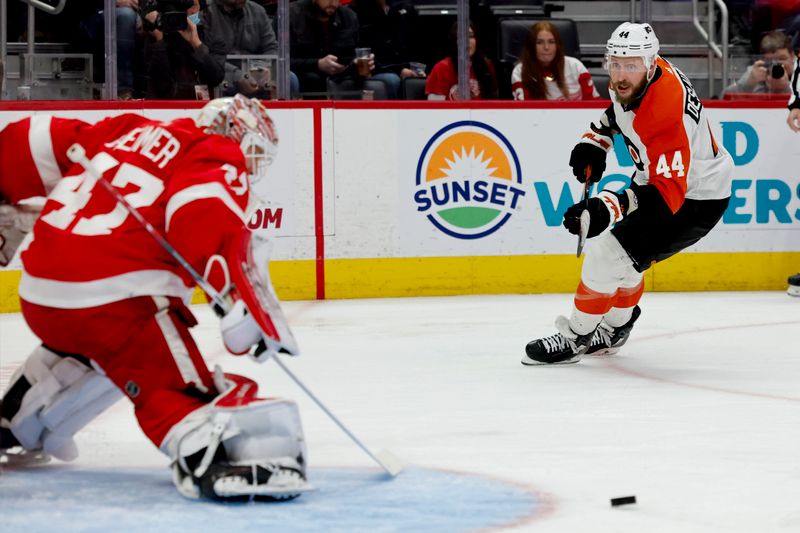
[
  {"left": 326, "top": 78, "right": 390, "bottom": 100},
  {"left": 403, "top": 77, "right": 428, "bottom": 100}
]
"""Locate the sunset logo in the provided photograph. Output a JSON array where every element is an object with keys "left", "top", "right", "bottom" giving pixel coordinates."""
[{"left": 414, "top": 121, "right": 525, "bottom": 239}]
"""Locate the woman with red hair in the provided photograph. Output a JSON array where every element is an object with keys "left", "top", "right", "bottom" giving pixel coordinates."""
[{"left": 511, "top": 21, "right": 598, "bottom": 100}]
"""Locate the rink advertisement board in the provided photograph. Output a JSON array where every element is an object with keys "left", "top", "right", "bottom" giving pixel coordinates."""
[{"left": 0, "top": 101, "right": 797, "bottom": 310}]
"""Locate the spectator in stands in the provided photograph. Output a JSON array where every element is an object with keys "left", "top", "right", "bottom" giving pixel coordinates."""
[
  {"left": 113, "top": 1, "right": 141, "bottom": 99},
  {"left": 202, "top": 0, "right": 299, "bottom": 98},
  {"left": 425, "top": 21, "right": 497, "bottom": 100},
  {"left": 350, "top": 0, "right": 426, "bottom": 91},
  {"left": 722, "top": 30, "right": 795, "bottom": 97},
  {"left": 71, "top": 1, "right": 142, "bottom": 99},
  {"left": 291, "top": 0, "right": 396, "bottom": 97},
  {"left": 511, "top": 21, "right": 598, "bottom": 101},
  {"left": 142, "top": 0, "right": 226, "bottom": 99}
]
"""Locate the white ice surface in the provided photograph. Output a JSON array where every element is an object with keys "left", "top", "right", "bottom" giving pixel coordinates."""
[{"left": 1, "top": 292, "right": 799, "bottom": 532}]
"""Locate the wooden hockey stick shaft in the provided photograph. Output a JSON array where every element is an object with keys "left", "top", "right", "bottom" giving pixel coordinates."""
[{"left": 67, "top": 143, "right": 403, "bottom": 478}]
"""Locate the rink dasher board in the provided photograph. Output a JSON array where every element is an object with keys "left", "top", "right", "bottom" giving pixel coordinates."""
[{"left": 0, "top": 101, "right": 797, "bottom": 311}]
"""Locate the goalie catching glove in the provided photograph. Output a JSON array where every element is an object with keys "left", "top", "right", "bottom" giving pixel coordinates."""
[{"left": 563, "top": 188, "right": 638, "bottom": 238}]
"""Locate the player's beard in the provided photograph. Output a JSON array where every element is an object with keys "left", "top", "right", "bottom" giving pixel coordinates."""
[{"left": 611, "top": 76, "right": 648, "bottom": 106}]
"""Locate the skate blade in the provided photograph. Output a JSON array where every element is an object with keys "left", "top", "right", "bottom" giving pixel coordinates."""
[
  {"left": 788, "top": 285, "right": 800, "bottom": 297},
  {"left": 0, "top": 449, "right": 52, "bottom": 467},
  {"left": 586, "top": 347, "right": 620, "bottom": 357},
  {"left": 520, "top": 355, "right": 581, "bottom": 366}
]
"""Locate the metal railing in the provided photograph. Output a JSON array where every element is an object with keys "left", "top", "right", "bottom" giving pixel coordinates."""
[
  {"left": 0, "top": 0, "right": 734, "bottom": 101},
  {"left": 692, "top": 0, "right": 729, "bottom": 96}
]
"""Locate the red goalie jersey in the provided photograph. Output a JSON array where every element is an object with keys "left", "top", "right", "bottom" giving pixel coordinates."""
[{"left": 0, "top": 114, "right": 250, "bottom": 309}]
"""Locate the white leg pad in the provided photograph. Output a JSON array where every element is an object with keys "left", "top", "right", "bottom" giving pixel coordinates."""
[
  {"left": 160, "top": 371, "right": 309, "bottom": 500},
  {"left": 162, "top": 397, "right": 307, "bottom": 472},
  {"left": 2, "top": 346, "right": 122, "bottom": 461}
]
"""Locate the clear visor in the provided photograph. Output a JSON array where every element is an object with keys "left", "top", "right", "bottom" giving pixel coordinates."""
[{"left": 604, "top": 56, "right": 649, "bottom": 73}]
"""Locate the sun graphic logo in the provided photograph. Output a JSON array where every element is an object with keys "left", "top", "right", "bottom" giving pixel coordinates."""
[{"left": 414, "top": 121, "right": 525, "bottom": 239}]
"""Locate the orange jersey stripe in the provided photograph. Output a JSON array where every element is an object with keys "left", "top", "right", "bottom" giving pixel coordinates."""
[{"left": 632, "top": 58, "right": 691, "bottom": 213}]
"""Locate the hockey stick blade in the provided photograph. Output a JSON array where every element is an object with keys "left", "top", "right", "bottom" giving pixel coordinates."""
[
  {"left": 576, "top": 209, "right": 590, "bottom": 257},
  {"left": 375, "top": 449, "right": 404, "bottom": 477}
]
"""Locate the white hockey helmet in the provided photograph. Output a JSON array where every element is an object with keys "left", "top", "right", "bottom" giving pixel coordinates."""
[
  {"left": 605, "top": 22, "right": 660, "bottom": 69},
  {"left": 196, "top": 94, "right": 279, "bottom": 183}
]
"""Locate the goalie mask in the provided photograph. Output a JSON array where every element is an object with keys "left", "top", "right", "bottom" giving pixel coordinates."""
[{"left": 196, "top": 95, "right": 279, "bottom": 185}]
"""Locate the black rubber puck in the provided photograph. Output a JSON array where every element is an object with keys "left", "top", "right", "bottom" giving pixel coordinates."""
[{"left": 610, "top": 496, "right": 636, "bottom": 506}]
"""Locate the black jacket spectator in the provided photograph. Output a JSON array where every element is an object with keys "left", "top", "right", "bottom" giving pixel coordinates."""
[
  {"left": 350, "top": 0, "right": 418, "bottom": 76},
  {"left": 203, "top": 0, "right": 278, "bottom": 95},
  {"left": 144, "top": 26, "right": 226, "bottom": 99},
  {"left": 289, "top": 0, "right": 360, "bottom": 92}
]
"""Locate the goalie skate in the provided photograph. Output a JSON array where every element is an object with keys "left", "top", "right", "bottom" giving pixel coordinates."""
[
  {"left": 165, "top": 371, "right": 312, "bottom": 502},
  {"left": 174, "top": 459, "right": 314, "bottom": 502},
  {"left": 0, "top": 445, "right": 51, "bottom": 467},
  {"left": 0, "top": 403, "right": 50, "bottom": 467}
]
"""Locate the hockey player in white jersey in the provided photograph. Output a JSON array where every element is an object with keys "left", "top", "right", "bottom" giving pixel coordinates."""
[{"left": 523, "top": 23, "right": 733, "bottom": 365}]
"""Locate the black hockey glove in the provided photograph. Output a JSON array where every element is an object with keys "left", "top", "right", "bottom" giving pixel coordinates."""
[
  {"left": 563, "top": 191, "right": 624, "bottom": 238},
  {"left": 569, "top": 143, "right": 606, "bottom": 183}
]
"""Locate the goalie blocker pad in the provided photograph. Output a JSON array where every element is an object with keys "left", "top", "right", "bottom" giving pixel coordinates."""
[{"left": 210, "top": 231, "right": 299, "bottom": 359}]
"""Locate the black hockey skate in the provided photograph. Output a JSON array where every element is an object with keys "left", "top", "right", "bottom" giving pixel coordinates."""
[
  {"left": 788, "top": 273, "right": 800, "bottom": 297},
  {"left": 585, "top": 305, "right": 641, "bottom": 356},
  {"left": 0, "top": 401, "right": 51, "bottom": 467},
  {"left": 522, "top": 316, "right": 596, "bottom": 365},
  {"left": 0, "top": 399, "right": 20, "bottom": 450}
]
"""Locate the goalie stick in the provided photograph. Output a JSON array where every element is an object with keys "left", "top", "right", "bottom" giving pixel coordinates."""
[{"left": 66, "top": 144, "right": 403, "bottom": 478}]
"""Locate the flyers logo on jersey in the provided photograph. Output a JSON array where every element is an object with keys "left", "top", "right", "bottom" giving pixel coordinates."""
[{"left": 414, "top": 121, "right": 525, "bottom": 239}]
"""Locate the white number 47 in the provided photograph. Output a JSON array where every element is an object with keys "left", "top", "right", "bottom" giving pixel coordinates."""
[{"left": 655, "top": 151, "right": 685, "bottom": 178}]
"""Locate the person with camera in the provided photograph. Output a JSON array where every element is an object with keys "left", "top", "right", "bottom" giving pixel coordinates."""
[
  {"left": 142, "top": 0, "right": 226, "bottom": 99},
  {"left": 722, "top": 30, "right": 795, "bottom": 98}
]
